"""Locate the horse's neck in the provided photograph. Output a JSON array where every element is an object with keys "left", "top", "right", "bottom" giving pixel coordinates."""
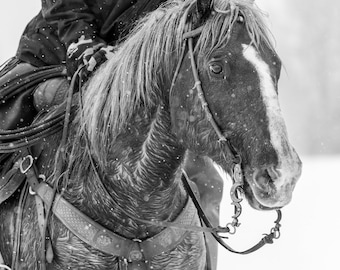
[{"left": 80, "top": 104, "right": 187, "bottom": 238}]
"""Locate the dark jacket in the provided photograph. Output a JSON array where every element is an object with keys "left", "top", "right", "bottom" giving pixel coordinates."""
[{"left": 17, "top": 0, "right": 166, "bottom": 67}]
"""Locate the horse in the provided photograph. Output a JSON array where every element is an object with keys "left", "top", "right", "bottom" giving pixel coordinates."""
[{"left": 0, "top": 0, "right": 302, "bottom": 269}]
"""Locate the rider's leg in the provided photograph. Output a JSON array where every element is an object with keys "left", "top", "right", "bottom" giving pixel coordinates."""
[{"left": 183, "top": 152, "right": 224, "bottom": 270}]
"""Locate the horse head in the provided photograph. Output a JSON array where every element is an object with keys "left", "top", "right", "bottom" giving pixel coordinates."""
[{"left": 170, "top": 0, "right": 302, "bottom": 210}]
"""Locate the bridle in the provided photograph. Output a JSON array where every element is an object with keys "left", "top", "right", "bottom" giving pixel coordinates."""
[{"left": 170, "top": 22, "right": 283, "bottom": 253}]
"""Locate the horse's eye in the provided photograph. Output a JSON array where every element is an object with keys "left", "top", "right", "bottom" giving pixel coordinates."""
[
  {"left": 209, "top": 63, "right": 223, "bottom": 74},
  {"left": 237, "top": 15, "right": 244, "bottom": 23}
]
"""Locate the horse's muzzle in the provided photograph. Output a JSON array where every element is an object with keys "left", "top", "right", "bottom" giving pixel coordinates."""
[{"left": 245, "top": 153, "right": 302, "bottom": 210}]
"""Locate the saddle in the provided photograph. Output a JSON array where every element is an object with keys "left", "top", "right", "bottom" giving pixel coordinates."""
[{"left": 0, "top": 62, "right": 67, "bottom": 204}]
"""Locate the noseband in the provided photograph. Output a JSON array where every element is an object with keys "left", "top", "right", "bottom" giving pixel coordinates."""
[{"left": 170, "top": 24, "right": 283, "bottom": 254}]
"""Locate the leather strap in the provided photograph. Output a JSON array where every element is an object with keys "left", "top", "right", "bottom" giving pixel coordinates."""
[
  {"left": 35, "top": 182, "right": 198, "bottom": 260},
  {"left": 0, "top": 161, "right": 25, "bottom": 204},
  {"left": 18, "top": 147, "right": 200, "bottom": 263}
]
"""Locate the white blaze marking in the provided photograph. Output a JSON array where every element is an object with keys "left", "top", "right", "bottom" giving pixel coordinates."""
[{"left": 242, "top": 45, "right": 288, "bottom": 160}]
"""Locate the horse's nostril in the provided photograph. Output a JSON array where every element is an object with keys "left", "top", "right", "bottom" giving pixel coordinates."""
[
  {"left": 266, "top": 166, "right": 282, "bottom": 180},
  {"left": 253, "top": 166, "right": 281, "bottom": 193},
  {"left": 254, "top": 168, "right": 272, "bottom": 191}
]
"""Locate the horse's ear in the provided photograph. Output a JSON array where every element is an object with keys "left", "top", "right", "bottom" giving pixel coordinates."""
[{"left": 196, "top": 0, "right": 213, "bottom": 22}]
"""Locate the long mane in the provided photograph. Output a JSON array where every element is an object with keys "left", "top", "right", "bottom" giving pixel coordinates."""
[{"left": 71, "top": 0, "right": 273, "bottom": 164}]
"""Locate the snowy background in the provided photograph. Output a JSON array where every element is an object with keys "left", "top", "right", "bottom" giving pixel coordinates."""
[{"left": 1, "top": 1, "right": 339, "bottom": 269}]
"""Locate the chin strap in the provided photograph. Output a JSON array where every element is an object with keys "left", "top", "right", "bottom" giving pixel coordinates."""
[{"left": 181, "top": 166, "right": 282, "bottom": 255}]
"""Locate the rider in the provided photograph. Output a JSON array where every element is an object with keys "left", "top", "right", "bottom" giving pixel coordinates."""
[
  {"left": 0, "top": 1, "right": 223, "bottom": 269},
  {"left": 0, "top": 0, "right": 166, "bottom": 126}
]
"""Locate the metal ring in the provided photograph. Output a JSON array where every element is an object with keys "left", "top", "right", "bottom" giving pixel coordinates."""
[
  {"left": 38, "top": 174, "right": 46, "bottom": 182},
  {"left": 271, "top": 227, "right": 281, "bottom": 239},
  {"left": 19, "top": 155, "right": 34, "bottom": 174},
  {"left": 226, "top": 223, "right": 237, "bottom": 235},
  {"left": 29, "top": 186, "right": 36, "bottom": 195},
  {"left": 230, "top": 186, "right": 243, "bottom": 203}
]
